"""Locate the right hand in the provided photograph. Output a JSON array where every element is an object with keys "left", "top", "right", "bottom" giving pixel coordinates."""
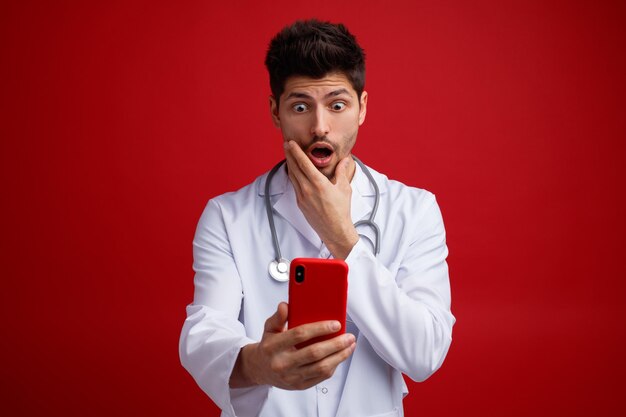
[{"left": 230, "top": 302, "right": 356, "bottom": 390}]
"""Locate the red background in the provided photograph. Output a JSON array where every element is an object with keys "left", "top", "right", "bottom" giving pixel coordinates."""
[{"left": 1, "top": 1, "right": 625, "bottom": 415}]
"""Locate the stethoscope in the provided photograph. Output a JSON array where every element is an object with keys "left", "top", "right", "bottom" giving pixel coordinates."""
[{"left": 265, "top": 156, "right": 380, "bottom": 282}]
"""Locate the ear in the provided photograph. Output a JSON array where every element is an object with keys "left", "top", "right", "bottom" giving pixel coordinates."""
[
  {"left": 269, "top": 96, "right": 280, "bottom": 128},
  {"left": 358, "top": 91, "right": 368, "bottom": 126}
]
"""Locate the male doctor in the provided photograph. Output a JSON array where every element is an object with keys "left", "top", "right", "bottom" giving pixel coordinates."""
[{"left": 180, "top": 20, "right": 455, "bottom": 417}]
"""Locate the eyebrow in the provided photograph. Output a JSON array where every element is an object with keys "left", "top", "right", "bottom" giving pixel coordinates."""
[{"left": 285, "top": 88, "right": 352, "bottom": 101}]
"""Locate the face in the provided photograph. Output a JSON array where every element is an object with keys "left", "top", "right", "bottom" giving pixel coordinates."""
[{"left": 270, "top": 73, "right": 368, "bottom": 179}]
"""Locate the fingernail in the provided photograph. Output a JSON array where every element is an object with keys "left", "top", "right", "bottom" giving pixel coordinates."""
[
  {"left": 331, "top": 321, "right": 341, "bottom": 331},
  {"left": 344, "top": 333, "right": 355, "bottom": 344},
  {"left": 283, "top": 141, "right": 290, "bottom": 149}
]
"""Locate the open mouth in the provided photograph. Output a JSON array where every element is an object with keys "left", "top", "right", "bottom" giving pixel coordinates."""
[
  {"left": 311, "top": 147, "right": 332, "bottom": 158},
  {"left": 307, "top": 143, "right": 334, "bottom": 168}
]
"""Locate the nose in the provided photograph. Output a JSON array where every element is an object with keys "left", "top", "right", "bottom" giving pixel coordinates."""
[{"left": 311, "top": 107, "right": 330, "bottom": 137}]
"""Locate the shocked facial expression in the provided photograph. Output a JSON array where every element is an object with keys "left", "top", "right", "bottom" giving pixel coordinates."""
[{"left": 270, "top": 73, "right": 368, "bottom": 179}]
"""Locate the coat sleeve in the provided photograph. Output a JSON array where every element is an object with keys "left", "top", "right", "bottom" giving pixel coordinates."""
[
  {"left": 179, "top": 199, "right": 269, "bottom": 417},
  {"left": 345, "top": 192, "right": 455, "bottom": 382}
]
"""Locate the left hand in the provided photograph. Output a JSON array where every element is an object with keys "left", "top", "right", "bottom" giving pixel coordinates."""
[{"left": 284, "top": 140, "right": 359, "bottom": 259}]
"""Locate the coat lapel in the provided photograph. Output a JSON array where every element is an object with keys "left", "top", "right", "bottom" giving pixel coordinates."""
[
  {"left": 259, "top": 163, "right": 322, "bottom": 249},
  {"left": 273, "top": 180, "right": 323, "bottom": 249}
]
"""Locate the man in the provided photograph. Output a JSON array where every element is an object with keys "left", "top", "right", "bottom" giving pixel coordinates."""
[{"left": 180, "top": 20, "right": 454, "bottom": 417}]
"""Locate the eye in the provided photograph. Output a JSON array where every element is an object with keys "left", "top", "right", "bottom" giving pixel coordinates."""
[
  {"left": 292, "top": 103, "right": 308, "bottom": 113},
  {"left": 330, "top": 101, "right": 346, "bottom": 111}
]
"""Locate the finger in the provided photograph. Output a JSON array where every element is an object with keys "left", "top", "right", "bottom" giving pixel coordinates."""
[
  {"left": 297, "top": 341, "right": 357, "bottom": 384},
  {"left": 284, "top": 142, "right": 309, "bottom": 190},
  {"left": 264, "top": 302, "right": 289, "bottom": 333},
  {"left": 332, "top": 156, "right": 352, "bottom": 186},
  {"left": 283, "top": 143, "right": 307, "bottom": 193},
  {"left": 284, "top": 157, "right": 303, "bottom": 196},
  {"left": 284, "top": 140, "right": 325, "bottom": 182},
  {"left": 275, "top": 320, "right": 342, "bottom": 350},
  {"left": 292, "top": 333, "right": 356, "bottom": 365}
]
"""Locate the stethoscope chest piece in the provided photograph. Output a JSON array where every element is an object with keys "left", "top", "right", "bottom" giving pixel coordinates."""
[{"left": 269, "top": 258, "right": 290, "bottom": 282}]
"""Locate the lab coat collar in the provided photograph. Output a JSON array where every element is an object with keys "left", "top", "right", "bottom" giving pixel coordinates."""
[
  {"left": 274, "top": 170, "right": 323, "bottom": 249},
  {"left": 351, "top": 158, "right": 388, "bottom": 197},
  {"left": 258, "top": 161, "right": 289, "bottom": 197},
  {"left": 257, "top": 158, "right": 387, "bottom": 251}
]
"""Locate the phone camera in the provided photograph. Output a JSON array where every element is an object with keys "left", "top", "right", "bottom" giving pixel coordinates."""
[{"left": 295, "top": 265, "right": 305, "bottom": 283}]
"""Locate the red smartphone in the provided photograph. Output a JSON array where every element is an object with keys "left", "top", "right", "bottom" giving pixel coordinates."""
[{"left": 288, "top": 258, "right": 348, "bottom": 349}]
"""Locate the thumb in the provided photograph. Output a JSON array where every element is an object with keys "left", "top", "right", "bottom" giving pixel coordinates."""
[
  {"left": 333, "top": 156, "right": 352, "bottom": 185},
  {"left": 264, "top": 302, "right": 289, "bottom": 333}
]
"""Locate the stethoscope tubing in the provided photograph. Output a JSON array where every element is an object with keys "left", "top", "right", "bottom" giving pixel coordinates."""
[{"left": 265, "top": 155, "right": 380, "bottom": 282}]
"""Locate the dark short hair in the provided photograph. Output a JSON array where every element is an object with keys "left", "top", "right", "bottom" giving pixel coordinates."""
[{"left": 265, "top": 19, "right": 366, "bottom": 105}]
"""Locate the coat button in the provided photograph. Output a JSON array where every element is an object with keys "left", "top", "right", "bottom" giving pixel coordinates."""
[{"left": 321, "top": 387, "right": 328, "bottom": 394}]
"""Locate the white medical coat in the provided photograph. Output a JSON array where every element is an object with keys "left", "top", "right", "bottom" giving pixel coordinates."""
[{"left": 179, "top": 162, "right": 455, "bottom": 417}]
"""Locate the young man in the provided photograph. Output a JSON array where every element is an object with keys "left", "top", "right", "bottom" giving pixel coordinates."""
[{"left": 180, "top": 20, "right": 454, "bottom": 417}]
